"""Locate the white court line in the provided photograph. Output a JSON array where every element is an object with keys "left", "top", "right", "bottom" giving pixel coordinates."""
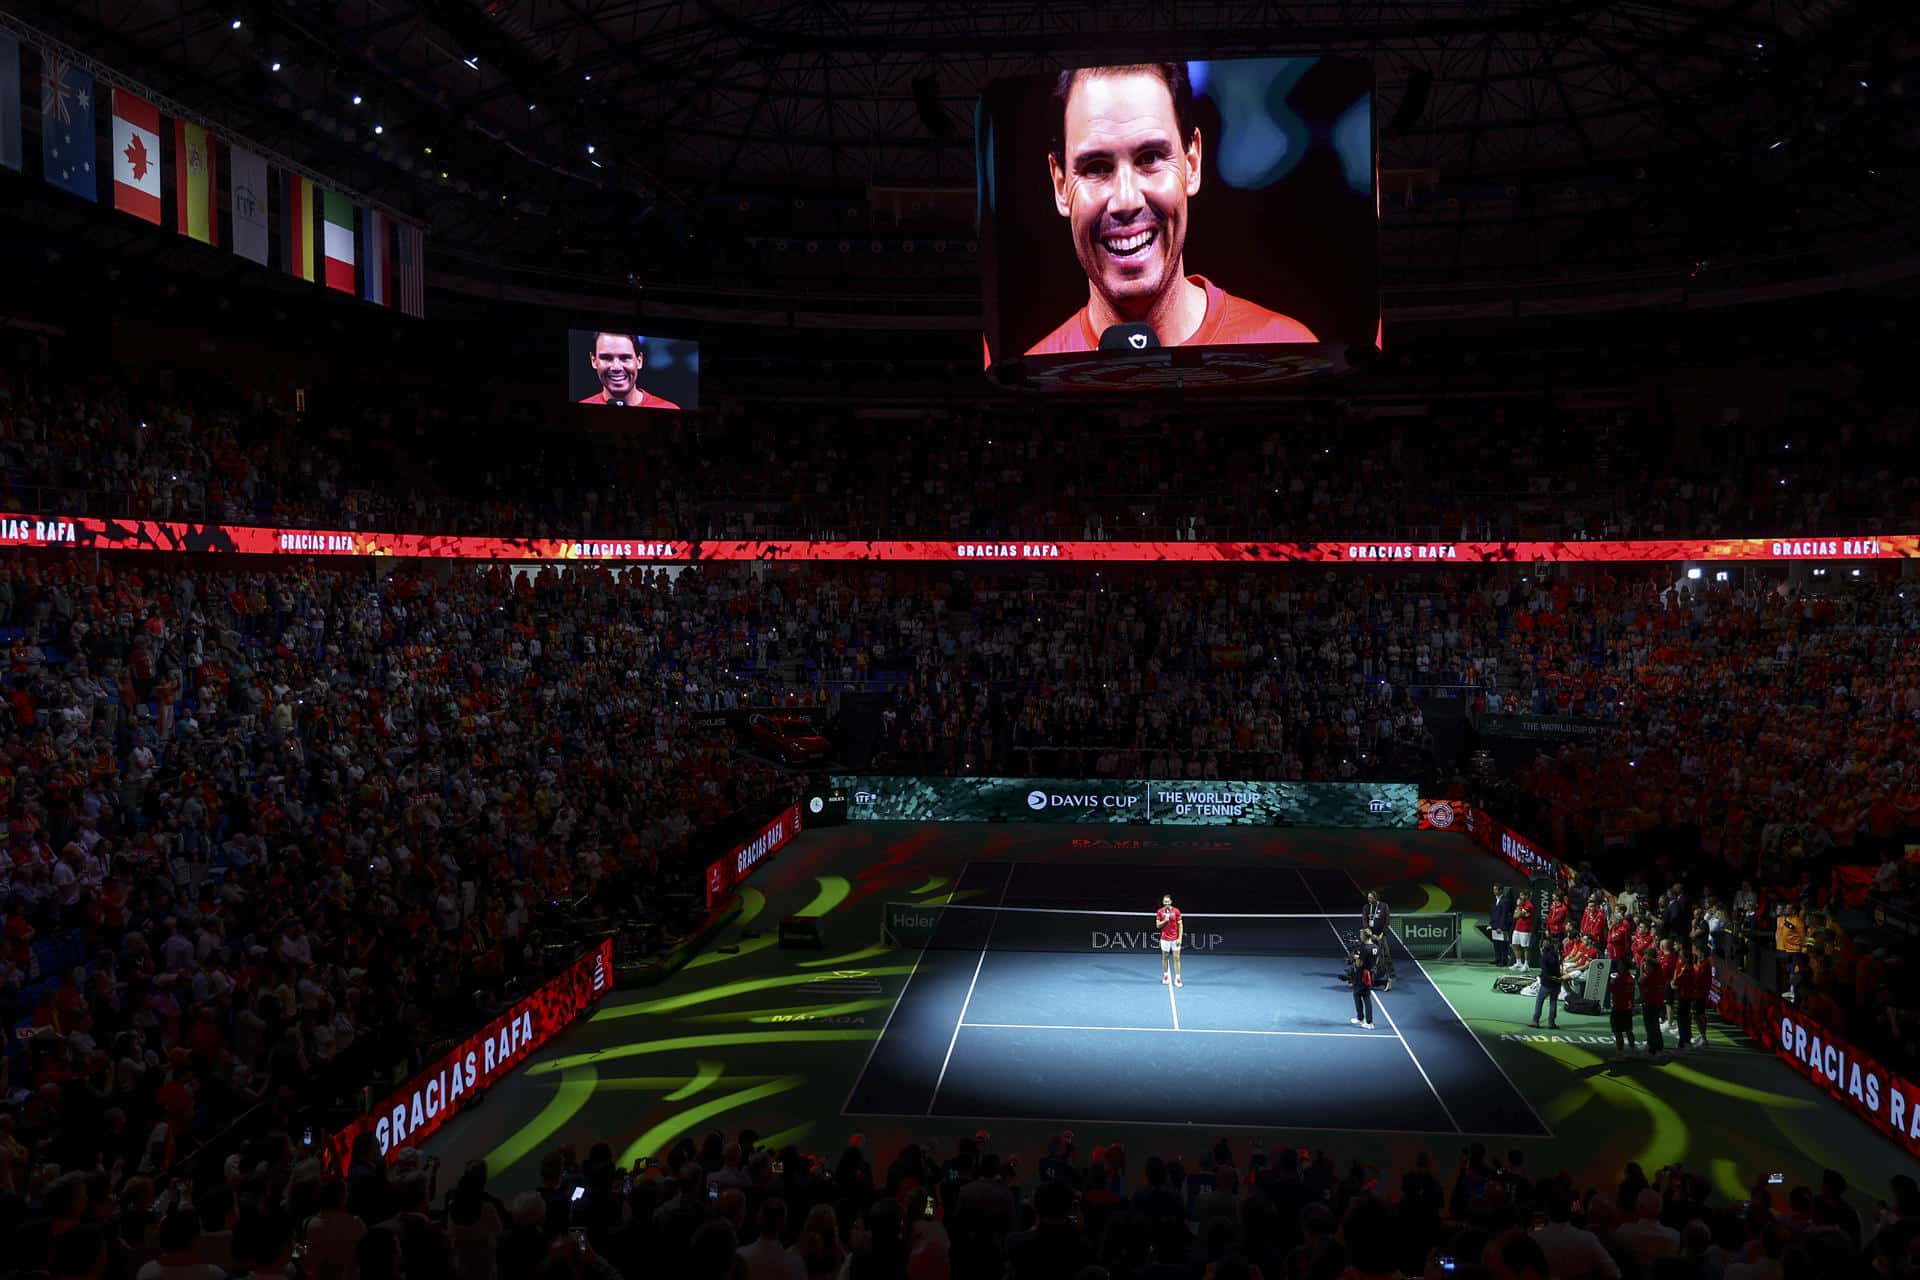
[
  {"left": 961, "top": 1021, "right": 1390, "bottom": 1040},
  {"left": 1340, "top": 870, "right": 1555, "bottom": 1138},
  {"left": 840, "top": 855, "right": 952, "bottom": 1116},
  {"left": 1298, "top": 869, "right": 1462, "bottom": 1134},
  {"left": 928, "top": 863, "right": 1014, "bottom": 1114},
  {"left": 847, "top": 1104, "right": 1521, "bottom": 1140},
  {"left": 1167, "top": 966, "right": 1181, "bottom": 1030}
]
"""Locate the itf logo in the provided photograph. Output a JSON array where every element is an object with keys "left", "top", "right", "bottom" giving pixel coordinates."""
[{"left": 1027, "top": 790, "right": 1049, "bottom": 811}]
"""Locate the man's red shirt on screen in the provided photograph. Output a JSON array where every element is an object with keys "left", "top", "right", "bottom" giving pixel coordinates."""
[
  {"left": 1157, "top": 907, "right": 1182, "bottom": 941},
  {"left": 579, "top": 390, "right": 681, "bottom": 410},
  {"left": 1025, "top": 275, "right": 1317, "bottom": 357}
]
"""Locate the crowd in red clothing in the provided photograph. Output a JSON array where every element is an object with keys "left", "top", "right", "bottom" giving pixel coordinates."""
[
  {"left": 4, "top": 368, "right": 1917, "bottom": 546},
  {"left": 0, "top": 553, "right": 788, "bottom": 1198}
]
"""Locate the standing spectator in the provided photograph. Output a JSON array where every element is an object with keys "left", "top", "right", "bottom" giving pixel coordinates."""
[
  {"left": 1530, "top": 1196, "right": 1618, "bottom": 1280},
  {"left": 1004, "top": 1182, "right": 1091, "bottom": 1280},
  {"left": 735, "top": 1199, "right": 801, "bottom": 1280}
]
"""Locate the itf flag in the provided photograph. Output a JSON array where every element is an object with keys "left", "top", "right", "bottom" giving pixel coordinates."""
[
  {"left": 110, "top": 89, "right": 163, "bottom": 224},
  {"left": 360, "top": 208, "right": 391, "bottom": 307},
  {"left": 175, "top": 119, "right": 218, "bottom": 245},
  {"left": 229, "top": 145, "right": 269, "bottom": 265},
  {"left": 0, "top": 33, "right": 21, "bottom": 173},
  {"left": 40, "top": 56, "right": 95, "bottom": 200},
  {"left": 321, "top": 190, "right": 356, "bottom": 293}
]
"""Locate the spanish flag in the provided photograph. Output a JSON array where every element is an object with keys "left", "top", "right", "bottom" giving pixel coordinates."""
[{"left": 175, "top": 120, "right": 218, "bottom": 246}]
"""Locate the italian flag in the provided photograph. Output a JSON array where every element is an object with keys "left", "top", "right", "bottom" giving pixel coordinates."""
[{"left": 322, "top": 190, "right": 356, "bottom": 293}]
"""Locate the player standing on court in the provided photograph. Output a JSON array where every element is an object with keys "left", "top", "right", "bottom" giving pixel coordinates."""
[{"left": 1158, "top": 894, "right": 1184, "bottom": 988}]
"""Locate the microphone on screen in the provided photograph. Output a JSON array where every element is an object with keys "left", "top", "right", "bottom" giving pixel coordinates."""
[{"left": 1098, "top": 322, "right": 1160, "bottom": 352}]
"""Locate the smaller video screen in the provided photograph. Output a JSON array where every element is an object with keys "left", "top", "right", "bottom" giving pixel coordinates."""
[{"left": 568, "top": 329, "right": 701, "bottom": 411}]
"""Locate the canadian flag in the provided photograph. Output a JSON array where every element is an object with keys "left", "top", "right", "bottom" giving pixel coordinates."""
[{"left": 111, "top": 89, "right": 162, "bottom": 224}]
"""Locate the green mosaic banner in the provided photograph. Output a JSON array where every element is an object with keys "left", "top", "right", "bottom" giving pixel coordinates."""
[{"left": 830, "top": 777, "right": 1417, "bottom": 827}]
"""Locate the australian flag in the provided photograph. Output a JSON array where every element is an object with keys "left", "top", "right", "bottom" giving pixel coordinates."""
[{"left": 41, "top": 55, "right": 96, "bottom": 201}]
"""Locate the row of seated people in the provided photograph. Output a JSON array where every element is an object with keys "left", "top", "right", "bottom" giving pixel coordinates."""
[
  {"left": 1, "top": 367, "right": 1914, "bottom": 544},
  {"left": 0, "top": 553, "right": 786, "bottom": 1195},
  {"left": 3, "top": 1118, "right": 1916, "bottom": 1280}
]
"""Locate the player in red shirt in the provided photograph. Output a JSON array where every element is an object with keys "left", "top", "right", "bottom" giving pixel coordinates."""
[
  {"left": 1656, "top": 938, "right": 1683, "bottom": 1037},
  {"left": 1029, "top": 64, "right": 1317, "bottom": 357},
  {"left": 579, "top": 332, "right": 682, "bottom": 409},
  {"left": 1679, "top": 942, "right": 1713, "bottom": 1050},
  {"left": 1545, "top": 891, "right": 1569, "bottom": 940},
  {"left": 1639, "top": 958, "right": 1669, "bottom": 1058},
  {"left": 1608, "top": 912, "right": 1633, "bottom": 963},
  {"left": 1581, "top": 897, "right": 1608, "bottom": 947},
  {"left": 1157, "top": 893, "right": 1184, "bottom": 988},
  {"left": 1608, "top": 962, "right": 1638, "bottom": 1060},
  {"left": 1509, "top": 894, "right": 1535, "bottom": 972}
]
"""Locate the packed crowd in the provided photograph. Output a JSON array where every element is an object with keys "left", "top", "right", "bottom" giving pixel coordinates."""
[
  {"left": 5, "top": 1120, "right": 1916, "bottom": 1280},
  {"left": 0, "top": 553, "right": 786, "bottom": 1192},
  {"left": 1479, "top": 575, "right": 1920, "bottom": 878},
  {"left": 3, "top": 370, "right": 1916, "bottom": 546}
]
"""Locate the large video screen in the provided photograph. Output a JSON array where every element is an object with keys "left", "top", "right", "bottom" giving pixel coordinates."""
[
  {"left": 980, "top": 58, "right": 1378, "bottom": 370},
  {"left": 568, "top": 330, "right": 700, "bottom": 411}
]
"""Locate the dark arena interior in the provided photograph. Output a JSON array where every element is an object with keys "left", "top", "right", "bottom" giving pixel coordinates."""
[{"left": 4, "top": 3, "right": 1920, "bottom": 1280}]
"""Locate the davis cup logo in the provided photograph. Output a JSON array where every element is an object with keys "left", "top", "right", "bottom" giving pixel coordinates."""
[
  {"left": 1027, "top": 790, "right": 1048, "bottom": 811},
  {"left": 1428, "top": 802, "right": 1454, "bottom": 830},
  {"left": 809, "top": 796, "right": 824, "bottom": 815}
]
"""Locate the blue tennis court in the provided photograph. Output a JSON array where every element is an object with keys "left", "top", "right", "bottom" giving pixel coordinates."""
[{"left": 845, "top": 861, "right": 1548, "bottom": 1137}]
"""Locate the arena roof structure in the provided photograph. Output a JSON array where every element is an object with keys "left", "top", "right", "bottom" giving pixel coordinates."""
[{"left": 8, "top": 0, "right": 1917, "bottom": 311}]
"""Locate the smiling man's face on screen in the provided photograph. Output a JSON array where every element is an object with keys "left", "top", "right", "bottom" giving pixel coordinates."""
[
  {"left": 1050, "top": 68, "right": 1203, "bottom": 329},
  {"left": 591, "top": 333, "right": 641, "bottom": 399}
]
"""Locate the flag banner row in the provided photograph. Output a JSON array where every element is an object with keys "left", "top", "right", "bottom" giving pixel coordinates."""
[{"left": 2, "top": 40, "right": 422, "bottom": 316}]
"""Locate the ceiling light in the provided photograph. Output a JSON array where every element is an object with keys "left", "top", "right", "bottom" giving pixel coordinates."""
[
  {"left": 586, "top": 144, "right": 595, "bottom": 154},
  {"left": 373, "top": 124, "right": 384, "bottom": 135},
  {"left": 528, "top": 103, "right": 537, "bottom": 112},
  {"left": 590, "top": 159, "right": 602, "bottom": 168},
  {"left": 423, "top": 145, "right": 432, "bottom": 155},
  {"left": 270, "top": 61, "right": 281, "bottom": 72},
  {"left": 352, "top": 94, "right": 363, "bottom": 106},
  {"left": 231, "top": 18, "right": 242, "bottom": 29},
  {"left": 584, "top": 73, "right": 592, "bottom": 81},
  {"left": 463, "top": 56, "right": 479, "bottom": 70}
]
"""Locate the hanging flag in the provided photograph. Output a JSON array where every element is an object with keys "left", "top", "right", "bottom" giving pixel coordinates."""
[
  {"left": 280, "top": 170, "right": 315, "bottom": 281},
  {"left": 175, "top": 119, "right": 218, "bottom": 245},
  {"left": 0, "top": 34, "right": 21, "bottom": 173},
  {"left": 360, "top": 207, "right": 390, "bottom": 307},
  {"left": 321, "top": 190, "right": 356, "bottom": 293},
  {"left": 110, "top": 88, "right": 162, "bottom": 224},
  {"left": 229, "top": 145, "right": 268, "bottom": 265},
  {"left": 40, "top": 55, "right": 95, "bottom": 201},
  {"left": 396, "top": 221, "right": 425, "bottom": 319}
]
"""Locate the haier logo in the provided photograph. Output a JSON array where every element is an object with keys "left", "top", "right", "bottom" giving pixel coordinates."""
[
  {"left": 1028, "top": 790, "right": 1141, "bottom": 811},
  {"left": 1403, "top": 922, "right": 1450, "bottom": 940}
]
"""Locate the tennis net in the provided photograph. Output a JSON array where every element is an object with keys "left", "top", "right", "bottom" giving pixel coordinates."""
[{"left": 881, "top": 901, "right": 1384, "bottom": 958}]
